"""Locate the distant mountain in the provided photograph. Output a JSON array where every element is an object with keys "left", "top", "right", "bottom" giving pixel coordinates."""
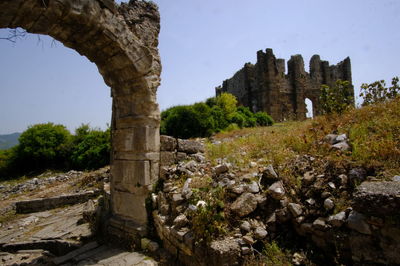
[{"left": 0, "top": 132, "right": 21, "bottom": 150}]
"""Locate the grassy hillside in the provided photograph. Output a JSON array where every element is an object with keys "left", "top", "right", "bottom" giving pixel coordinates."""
[
  {"left": 208, "top": 97, "right": 400, "bottom": 179},
  {"left": 0, "top": 133, "right": 20, "bottom": 150}
]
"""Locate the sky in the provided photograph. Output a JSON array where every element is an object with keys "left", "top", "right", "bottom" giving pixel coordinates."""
[{"left": 0, "top": 0, "right": 399, "bottom": 134}]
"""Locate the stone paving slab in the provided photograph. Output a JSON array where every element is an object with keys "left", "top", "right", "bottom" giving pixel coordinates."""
[
  {"left": 56, "top": 244, "right": 158, "bottom": 266},
  {"left": 0, "top": 203, "right": 92, "bottom": 245}
]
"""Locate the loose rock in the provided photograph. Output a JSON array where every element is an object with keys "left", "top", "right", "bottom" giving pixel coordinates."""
[
  {"left": 268, "top": 181, "right": 285, "bottom": 200},
  {"left": 254, "top": 227, "right": 268, "bottom": 239},
  {"left": 240, "top": 221, "right": 251, "bottom": 232},
  {"left": 230, "top": 193, "right": 258, "bottom": 217},
  {"left": 324, "top": 198, "right": 335, "bottom": 210},
  {"left": 173, "top": 214, "right": 188, "bottom": 229},
  {"left": 288, "top": 203, "right": 303, "bottom": 217},
  {"left": 327, "top": 211, "right": 346, "bottom": 227}
]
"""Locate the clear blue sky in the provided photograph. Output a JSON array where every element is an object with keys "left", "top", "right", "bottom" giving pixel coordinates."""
[{"left": 1, "top": 0, "right": 399, "bottom": 134}]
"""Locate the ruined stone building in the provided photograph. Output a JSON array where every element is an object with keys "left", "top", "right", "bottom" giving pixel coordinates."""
[{"left": 216, "top": 48, "right": 354, "bottom": 121}]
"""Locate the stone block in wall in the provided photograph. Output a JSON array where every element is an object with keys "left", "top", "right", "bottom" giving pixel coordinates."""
[
  {"left": 353, "top": 181, "right": 400, "bottom": 216},
  {"left": 349, "top": 231, "right": 382, "bottom": 263},
  {"left": 176, "top": 152, "right": 187, "bottom": 162},
  {"left": 160, "top": 151, "right": 176, "bottom": 167},
  {"left": 150, "top": 161, "right": 159, "bottom": 186},
  {"left": 380, "top": 226, "right": 400, "bottom": 264},
  {"left": 113, "top": 126, "right": 159, "bottom": 153},
  {"left": 208, "top": 238, "right": 241, "bottom": 266},
  {"left": 177, "top": 139, "right": 205, "bottom": 154},
  {"left": 160, "top": 135, "right": 177, "bottom": 151},
  {"left": 111, "top": 160, "right": 150, "bottom": 189},
  {"left": 111, "top": 190, "right": 148, "bottom": 225}
]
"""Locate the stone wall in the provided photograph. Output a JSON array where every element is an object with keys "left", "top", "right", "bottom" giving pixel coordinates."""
[
  {"left": 155, "top": 136, "right": 242, "bottom": 265},
  {"left": 216, "top": 49, "right": 354, "bottom": 121},
  {"left": 150, "top": 134, "right": 400, "bottom": 265}
]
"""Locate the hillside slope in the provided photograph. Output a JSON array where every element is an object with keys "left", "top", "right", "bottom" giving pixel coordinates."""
[
  {"left": 154, "top": 98, "right": 400, "bottom": 265},
  {"left": 0, "top": 133, "right": 20, "bottom": 150}
]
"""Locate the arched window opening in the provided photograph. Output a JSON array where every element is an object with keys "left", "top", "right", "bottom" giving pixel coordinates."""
[{"left": 305, "top": 98, "right": 313, "bottom": 118}]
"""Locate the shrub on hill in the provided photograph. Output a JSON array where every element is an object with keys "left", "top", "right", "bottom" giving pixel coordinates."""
[
  {"left": 0, "top": 123, "right": 111, "bottom": 180},
  {"left": 360, "top": 76, "right": 400, "bottom": 106},
  {"left": 160, "top": 104, "right": 215, "bottom": 139},
  {"left": 13, "top": 123, "right": 71, "bottom": 174},
  {"left": 161, "top": 93, "right": 274, "bottom": 138},
  {"left": 69, "top": 124, "right": 110, "bottom": 170},
  {"left": 320, "top": 80, "right": 354, "bottom": 114}
]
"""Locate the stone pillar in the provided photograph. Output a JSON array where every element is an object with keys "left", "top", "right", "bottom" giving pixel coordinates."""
[
  {"left": 108, "top": 90, "right": 160, "bottom": 241},
  {"left": 288, "top": 55, "right": 307, "bottom": 120}
]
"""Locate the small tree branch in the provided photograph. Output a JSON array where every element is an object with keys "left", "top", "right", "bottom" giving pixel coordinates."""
[{"left": 0, "top": 28, "right": 27, "bottom": 43}]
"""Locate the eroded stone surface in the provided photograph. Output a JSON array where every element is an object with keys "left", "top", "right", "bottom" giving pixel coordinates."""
[
  {"left": 353, "top": 181, "right": 400, "bottom": 216},
  {"left": 0, "top": 203, "right": 92, "bottom": 246}
]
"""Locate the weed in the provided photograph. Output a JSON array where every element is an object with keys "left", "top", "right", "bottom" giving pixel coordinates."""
[
  {"left": 262, "top": 241, "right": 292, "bottom": 266},
  {"left": 191, "top": 186, "right": 227, "bottom": 243}
]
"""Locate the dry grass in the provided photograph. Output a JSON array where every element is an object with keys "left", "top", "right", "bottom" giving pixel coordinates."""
[
  {"left": 207, "top": 121, "right": 311, "bottom": 168},
  {"left": 207, "top": 97, "right": 400, "bottom": 179}
]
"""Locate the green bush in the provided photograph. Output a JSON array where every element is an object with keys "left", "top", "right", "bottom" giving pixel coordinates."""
[
  {"left": 254, "top": 112, "right": 274, "bottom": 126},
  {"left": 69, "top": 124, "right": 110, "bottom": 170},
  {"left": 237, "top": 106, "right": 257, "bottom": 127},
  {"left": 320, "top": 80, "right": 354, "bottom": 114},
  {"left": 210, "top": 105, "right": 230, "bottom": 132},
  {"left": 0, "top": 123, "right": 112, "bottom": 179},
  {"left": 360, "top": 76, "right": 400, "bottom": 106},
  {"left": 161, "top": 104, "right": 215, "bottom": 138},
  {"left": 161, "top": 93, "right": 274, "bottom": 138},
  {"left": 13, "top": 123, "right": 72, "bottom": 174},
  {"left": 230, "top": 112, "right": 247, "bottom": 128},
  {"left": 0, "top": 149, "right": 13, "bottom": 178}
]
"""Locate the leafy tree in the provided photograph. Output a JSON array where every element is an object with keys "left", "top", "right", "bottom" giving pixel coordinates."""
[
  {"left": 320, "top": 80, "right": 354, "bottom": 114},
  {"left": 215, "top": 92, "right": 238, "bottom": 121},
  {"left": 161, "top": 93, "right": 274, "bottom": 138},
  {"left": 69, "top": 125, "right": 110, "bottom": 170},
  {"left": 360, "top": 77, "right": 400, "bottom": 106},
  {"left": 210, "top": 105, "right": 230, "bottom": 132},
  {"left": 161, "top": 104, "right": 215, "bottom": 138},
  {"left": 0, "top": 149, "right": 13, "bottom": 178},
  {"left": 205, "top": 97, "right": 217, "bottom": 107},
  {"left": 14, "top": 123, "right": 72, "bottom": 173}
]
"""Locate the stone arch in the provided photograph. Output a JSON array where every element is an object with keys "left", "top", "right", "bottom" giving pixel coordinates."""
[
  {"left": 0, "top": 0, "right": 161, "bottom": 236},
  {"left": 304, "top": 98, "right": 314, "bottom": 118},
  {"left": 304, "top": 94, "right": 321, "bottom": 118}
]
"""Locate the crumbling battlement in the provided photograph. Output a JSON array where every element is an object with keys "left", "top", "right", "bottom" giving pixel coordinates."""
[{"left": 216, "top": 49, "right": 354, "bottom": 121}]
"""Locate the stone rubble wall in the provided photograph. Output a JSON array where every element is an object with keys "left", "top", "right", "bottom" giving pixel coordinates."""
[
  {"left": 160, "top": 135, "right": 205, "bottom": 170},
  {"left": 216, "top": 48, "right": 354, "bottom": 121},
  {"left": 151, "top": 134, "right": 400, "bottom": 265},
  {"left": 157, "top": 136, "right": 241, "bottom": 265}
]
